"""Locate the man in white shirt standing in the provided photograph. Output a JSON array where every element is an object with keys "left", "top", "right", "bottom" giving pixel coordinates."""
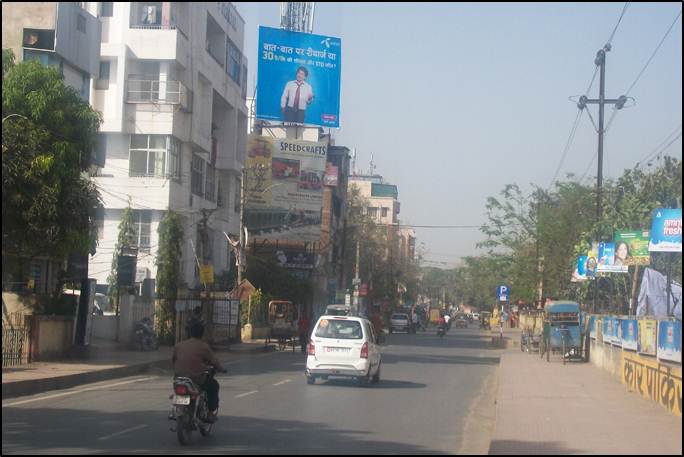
[{"left": 281, "top": 66, "right": 314, "bottom": 123}]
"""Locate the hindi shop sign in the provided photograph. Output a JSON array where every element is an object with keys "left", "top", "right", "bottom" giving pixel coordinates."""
[
  {"left": 649, "top": 209, "right": 682, "bottom": 253},
  {"left": 257, "top": 26, "right": 342, "bottom": 128}
]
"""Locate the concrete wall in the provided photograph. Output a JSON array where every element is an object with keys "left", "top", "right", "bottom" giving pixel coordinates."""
[
  {"left": 30, "top": 315, "right": 74, "bottom": 361},
  {"left": 91, "top": 315, "right": 119, "bottom": 341},
  {"left": 590, "top": 333, "right": 682, "bottom": 417}
]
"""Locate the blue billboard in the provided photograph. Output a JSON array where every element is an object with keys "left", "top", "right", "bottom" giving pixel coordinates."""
[
  {"left": 648, "top": 208, "right": 682, "bottom": 253},
  {"left": 257, "top": 26, "right": 342, "bottom": 128},
  {"left": 657, "top": 320, "right": 682, "bottom": 364},
  {"left": 620, "top": 319, "right": 638, "bottom": 351}
]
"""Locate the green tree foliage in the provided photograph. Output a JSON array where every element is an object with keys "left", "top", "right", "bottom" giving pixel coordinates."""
[
  {"left": 2, "top": 49, "right": 102, "bottom": 259},
  {"left": 107, "top": 206, "right": 136, "bottom": 297},
  {"left": 451, "top": 157, "right": 682, "bottom": 314},
  {"left": 156, "top": 210, "right": 184, "bottom": 344},
  {"left": 342, "top": 184, "right": 419, "bottom": 307}
]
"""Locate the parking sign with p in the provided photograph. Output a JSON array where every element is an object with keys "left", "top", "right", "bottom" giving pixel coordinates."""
[{"left": 497, "top": 285, "right": 510, "bottom": 302}]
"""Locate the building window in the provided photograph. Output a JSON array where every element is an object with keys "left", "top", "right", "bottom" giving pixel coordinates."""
[
  {"left": 132, "top": 210, "right": 152, "bottom": 250},
  {"left": 23, "top": 29, "right": 55, "bottom": 51},
  {"left": 241, "top": 65, "right": 248, "bottom": 99},
  {"left": 129, "top": 135, "right": 179, "bottom": 177},
  {"left": 99, "top": 61, "right": 110, "bottom": 80},
  {"left": 234, "top": 178, "right": 241, "bottom": 213},
  {"left": 191, "top": 154, "right": 205, "bottom": 197},
  {"left": 205, "top": 164, "right": 216, "bottom": 202},
  {"left": 367, "top": 207, "right": 378, "bottom": 219},
  {"left": 381, "top": 207, "right": 389, "bottom": 218},
  {"left": 100, "top": 2, "right": 114, "bottom": 17},
  {"left": 77, "top": 15, "right": 87, "bottom": 33},
  {"left": 227, "top": 39, "right": 242, "bottom": 85}
]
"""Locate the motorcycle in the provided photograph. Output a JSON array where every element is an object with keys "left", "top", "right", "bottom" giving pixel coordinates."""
[
  {"left": 437, "top": 325, "right": 446, "bottom": 338},
  {"left": 134, "top": 317, "right": 158, "bottom": 351},
  {"left": 170, "top": 367, "right": 221, "bottom": 445}
]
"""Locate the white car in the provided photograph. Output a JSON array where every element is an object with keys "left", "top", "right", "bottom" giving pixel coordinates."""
[{"left": 306, "top": 315, "right": 382, "bottom": 386}]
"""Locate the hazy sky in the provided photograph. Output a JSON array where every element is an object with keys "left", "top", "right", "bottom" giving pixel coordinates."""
[{"left": 235, "top": 2, "right": 683, "bottom": 267}]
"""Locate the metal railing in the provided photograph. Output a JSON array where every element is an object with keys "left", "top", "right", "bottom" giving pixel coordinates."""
[
  {"left": 2, "top": 326, "right": 30, "bottom": 367},
  {"left": 127, "top": 80, "right": 189, "bottom": 107}
]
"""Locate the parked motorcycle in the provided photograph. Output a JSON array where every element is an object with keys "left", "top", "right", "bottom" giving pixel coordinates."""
[
  {"left": 134, "top": 317, "right": 158, "bottom": 351},
  {"left": 169, "top": 367, "right": 217, "bottom": 445}
]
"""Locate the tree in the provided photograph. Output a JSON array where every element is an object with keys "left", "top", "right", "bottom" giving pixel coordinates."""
[
  {"left": 2, "top": 49, "right": 102, "bottom": 261},
  {"left": 107, "top": 206, "right": 136, "bottom": 298},
  {"left": 156, "top": 210, "right": 184, "bottom": 344}
]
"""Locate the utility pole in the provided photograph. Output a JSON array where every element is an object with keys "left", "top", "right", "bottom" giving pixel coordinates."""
[
  {"left": 238, "top": 169, "right": 246, "bottom": 285},
  {"left": 578, "top": 44, "right": 628, "bottom": 226},
  {"left": 578, "top": 44, "right": 627, "bottom": 314}
]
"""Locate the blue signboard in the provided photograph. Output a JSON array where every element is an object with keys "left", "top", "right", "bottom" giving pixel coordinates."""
[
  {"left": 257, "top": 26, "right": 342, "bottom": 128},
  {"left": 657, "top": 320, "right": 682, "bottom": 363},
  {"left": 598, "top": 242, "right": 628, "bottom": 273},
  {"left": 621, "top": 319, "right": 638, "bottom": 351},
  {"left": 648, "top": 208, "right": 682, "bottom": 253},
  {"left": 602, "top": 318, "right": 614, "bottom": 344},
  {"left": 497, "top": 285, "right": 510, "bottom": 302}
]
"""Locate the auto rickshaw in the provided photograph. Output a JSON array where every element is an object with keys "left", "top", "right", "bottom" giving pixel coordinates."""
[
  {"left": 540, "top": 301, "right": 583, "bottom": 364},
  {"left": 267, "top": 300, "right": 299, "bottom": 352},
  {"left": 480, "top": 311, "right": 491, "bottom": 330}
]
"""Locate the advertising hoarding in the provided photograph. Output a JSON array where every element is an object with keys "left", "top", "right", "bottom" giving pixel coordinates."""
[
  {"left": 638, "top": 319, "right": 658, "bottom": 356},
  {"left": 245, "top": 135, "right": 327, "bottom": 242},
  {"left": 621, "top": 319, "right": 638, "bottom": 351},
  {"left": 257, "top": 26, "right": 341, "bottom": 128},
  {"left": 657, "top": 320, "right": 682, "bottom": 363},
  {"left": 597, "top": 242, "right": 628, "bottom": 273},
  {"left": 649, "top": 209, "right": 682, "bottom": 253},
  {"left": 614, "top": 230, "right": 651, "bottom": 266}
]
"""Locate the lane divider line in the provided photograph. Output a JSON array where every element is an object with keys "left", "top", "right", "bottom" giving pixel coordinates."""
[
  {"left": 234, "top": 390, "right": 259, "bottom": 398},
  {"left": 273, "top": 379, "right": 292, "bottom": 386},
  {"left": 3, "top": 376, "right": 156, "bottom": 408}
]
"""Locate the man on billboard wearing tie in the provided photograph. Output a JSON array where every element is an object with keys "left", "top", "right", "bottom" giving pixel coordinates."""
[{"left": 281, "top": 66, "right": 314, "bottom": 123}]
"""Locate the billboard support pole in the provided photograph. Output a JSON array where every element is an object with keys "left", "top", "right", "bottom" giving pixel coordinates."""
[
  {"left": 629, "top": 265, "right": 639, "bottom": 317},
  {"left": 666, "top": 253, "right": 673, "bottom": 317}
]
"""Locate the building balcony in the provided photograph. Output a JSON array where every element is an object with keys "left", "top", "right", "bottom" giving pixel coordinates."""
[{"left": 126, "top": 79, "right": 192, "bottom": 111}]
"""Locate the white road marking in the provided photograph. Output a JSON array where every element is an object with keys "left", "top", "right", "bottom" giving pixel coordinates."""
[
  {"left": 234, "top": 390, "right": 259, "bottom": 398},
  {"left": 97, "top": 424, "right": 149, "bottom": 441},
  {"left": 273, "top": 379, "right": 292, "bottom": 386},
  {"left": 2, "top": 376, "right": 156, "bottom": 407}
]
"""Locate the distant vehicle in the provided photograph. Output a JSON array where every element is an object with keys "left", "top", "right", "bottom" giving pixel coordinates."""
[
  {"left": 389, "top": 313, "right": 412, "bottom": 334},
  {"left": 473, "top": 313, "right": 480, "bottom": 321},
  {"left": 454, "top": 313, "right": 468, "bottom": 329},
  {"left": 306, "top": 315, "right": 382, "bottom": 386},
  {"left": 324, "top": 304, "right": 351, "bottom": 316}
]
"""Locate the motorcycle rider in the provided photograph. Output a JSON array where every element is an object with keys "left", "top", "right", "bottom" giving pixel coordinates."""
[
  {"left": 173, "top": 322, "right": 227, "bottom": 423},
  {"left": 443, "top": 313, "right": 451, "bottom": 331}
]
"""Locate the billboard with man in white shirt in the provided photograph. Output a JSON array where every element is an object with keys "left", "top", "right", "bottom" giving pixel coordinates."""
[{"left": 256, "top": 26, "right": 341, "bottom": 128}]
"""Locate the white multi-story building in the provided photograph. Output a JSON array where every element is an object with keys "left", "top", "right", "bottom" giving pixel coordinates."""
[{"left": 89, "top": 2, "right": 249, "bottom": 292}]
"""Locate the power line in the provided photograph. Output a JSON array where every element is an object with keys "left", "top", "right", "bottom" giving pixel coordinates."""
[
  {"left": 636, "top": 124, "right": 683, "bottom": 166},
  {"left": 607, "top": 2, "right": 631, "bottom": 46},
  {"left": 548, "top": 109, "right": 584, "bottom": 189},
  {"left": 640, "top": 132, "right": 683, "bottom": 167},
  {"left": 625, "top": 9, "right": 682, "bottom": 96}
]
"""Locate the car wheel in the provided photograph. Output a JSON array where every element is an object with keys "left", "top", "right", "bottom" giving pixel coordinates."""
[
  {"left": 306, "top": 375, "right": 316, "bottom": 385},
  {"left": 371, "top": 364, "right": 381, "bottom": 384},
  {"left": 389, "top": 328, "right": 393, "bottom": 334},
  {"left": 358, "top": 369, "right": 371, "bottom": 387}
]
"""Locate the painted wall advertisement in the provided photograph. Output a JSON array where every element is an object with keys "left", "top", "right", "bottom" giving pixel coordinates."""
[
  {"left": 657, "top": 320, "right": 682, "bottom": 364},
  {"left": 638, "top": 319, "right": 658, "bottom": 356},
  {"left": 257, "top": 26, "right": 342, "bottom": 128},
  {"left": 648, "top": 208, "right": 682, "bottom": 253},
  {"left": 597, "top": 242, "right": 628, "bottom": 273},
  {"left": 245, "top": 135, "right": 327, "bottom": 242},
  {"left": 614, "top": 230, "right": 651, "bottom": 266},
  {"left": 621, "top": 319, "right": 638, "bottom": 351}
]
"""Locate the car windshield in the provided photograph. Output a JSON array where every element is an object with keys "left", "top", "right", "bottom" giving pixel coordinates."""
[
  {"left": 315, "top": 319, "right": 364, "bottom": 339},
  {"left": 392, "top": 314, "right": 408, "bottom": 320}
]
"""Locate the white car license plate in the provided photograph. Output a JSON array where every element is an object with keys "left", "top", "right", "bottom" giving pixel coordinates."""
[
  {"left": 325, "top": 347, "right": 350, "bottom": 353},
  {"left": 173, "top": 395, "right": 191, "bottom": 405}
]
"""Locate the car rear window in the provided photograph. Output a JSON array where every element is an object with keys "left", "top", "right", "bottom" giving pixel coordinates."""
[
  {"left": 392, "top": 314, "right": 408, "bottom": 320},
  {"left": 315, "top": 319, "right": 364, "bottom": 339}
]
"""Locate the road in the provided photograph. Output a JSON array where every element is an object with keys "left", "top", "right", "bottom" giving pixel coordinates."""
[{"left": 2, "top": 327, "right": 500, "bottom": 455}]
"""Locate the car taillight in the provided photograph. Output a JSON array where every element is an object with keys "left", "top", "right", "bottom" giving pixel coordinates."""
[
  {"left": 174, "top": 385, "right": 188, "bottom": 395},
  {"left": 308, "top": 341, "right": 316, "bottom": 356},
  {"left": 360, "top": 342, "right": 369, "bottom": 359}
]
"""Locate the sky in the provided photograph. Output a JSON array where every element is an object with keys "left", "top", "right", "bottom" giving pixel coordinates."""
[{"left": 234, "top": 2, "right": 683, "bottom": 268}]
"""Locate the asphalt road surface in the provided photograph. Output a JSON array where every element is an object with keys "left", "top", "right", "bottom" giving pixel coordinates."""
[{"left": 3, "top": 326, "right": 500, "bottom": 455}]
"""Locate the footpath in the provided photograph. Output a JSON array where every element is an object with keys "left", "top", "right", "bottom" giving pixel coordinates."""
[
  {"left": 2, "top": 337, "right": 273, "bottom": 400},
  {"left": 489, "top": 329, "right": 682, "bottom": 455}
]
